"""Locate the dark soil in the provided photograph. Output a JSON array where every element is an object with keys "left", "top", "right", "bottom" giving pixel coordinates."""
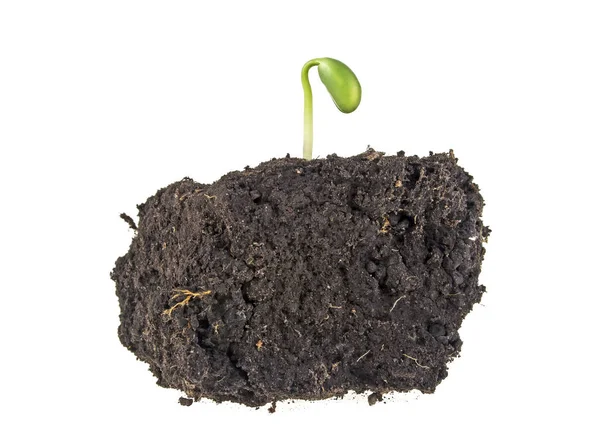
[{"left": 112, "top": 149, "right": 489, "bottom": 407}]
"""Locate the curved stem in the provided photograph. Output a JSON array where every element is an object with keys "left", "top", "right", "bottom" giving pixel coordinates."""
[{"left": 302, "top": 59, "right": 320, "bottom": 160}]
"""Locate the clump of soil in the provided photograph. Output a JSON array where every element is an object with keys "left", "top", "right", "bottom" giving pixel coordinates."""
[{"left": 112, "top": 149, "right": 489, "bottom": 407}]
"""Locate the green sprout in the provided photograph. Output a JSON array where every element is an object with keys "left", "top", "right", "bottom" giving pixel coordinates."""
[{"left": 301, "top": 57, "right": 362, "bottom": 160}]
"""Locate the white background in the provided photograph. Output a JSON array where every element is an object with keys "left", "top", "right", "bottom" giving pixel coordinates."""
[{"left": 1, "top": 1, "right": 599, "bottom": 436}]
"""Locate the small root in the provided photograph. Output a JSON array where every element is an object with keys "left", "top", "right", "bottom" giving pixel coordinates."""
[
  {"left": 365, "top": 150, "right": 384, "bottom": 161},
  {"left": 403, "top": 354, "right": 430, "bottom": 369},
  {"left": 379, "top": 217, "right": 391, "bottom": 234},
  {"left": 356, "top": 350, "right": 371, "bottom": 363},
  {"left": 163, "top": 289, "right": 212, "bottom": 316},
  {"left": 389, "top": 295, "right": 407, "bottom": 313}
]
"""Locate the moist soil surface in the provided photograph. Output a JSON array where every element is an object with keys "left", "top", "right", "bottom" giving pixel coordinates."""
[{"left": 112, "top": 149, "right": 489, "bottom": 407}]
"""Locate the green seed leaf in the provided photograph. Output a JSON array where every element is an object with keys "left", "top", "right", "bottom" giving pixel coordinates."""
[{"left": 315, "top": 57, "right": 362, "bottom": 113}]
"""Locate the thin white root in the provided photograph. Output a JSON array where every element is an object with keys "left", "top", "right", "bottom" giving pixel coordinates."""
[
  {"left": 356, "top": 350, "right": 371, "bottom": 363},
  {"left": 403, "top": 354, "right": 430, "bottom": 369},
  {"left": 389, "top": 295, "right": 407, "bottom": 313}
]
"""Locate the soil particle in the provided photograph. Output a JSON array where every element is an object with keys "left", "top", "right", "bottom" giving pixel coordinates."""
[
  {"left": 368, "top": 392, "right": 383, "bottom": 406},
  {"left": 178, "top": 397, "right": 193, "bottom": 407},
  {"left": 112, "top": 149, "right": 488, "bottom": 407},
  {"left": 119, "top": 213, "right": 137, "bottom": 231}
]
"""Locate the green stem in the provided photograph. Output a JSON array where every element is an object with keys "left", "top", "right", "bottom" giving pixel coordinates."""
[{"left": 302, "top": 59, "right": 320, "bottom": 160}]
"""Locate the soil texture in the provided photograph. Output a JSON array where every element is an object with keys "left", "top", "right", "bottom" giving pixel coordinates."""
[{"left": 112, "top": 149, "right": 489, "bottom": 407}]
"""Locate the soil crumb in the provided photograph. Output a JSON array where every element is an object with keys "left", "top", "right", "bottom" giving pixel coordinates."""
[
  {"left": 368, "top": 392, "right": 383, "bottom": 406},
  {"left": 178, "top": 397, "right": 193, "bottom": 407},
  {"left": 119, "top": 213, "right": 137, "bottom": 231},
  {"left": 112, "top": 149, "right": 488, "bottom": 407}
]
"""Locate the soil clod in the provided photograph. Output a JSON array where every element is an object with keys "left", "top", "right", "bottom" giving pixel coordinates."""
[
  {"left": 178, "top": 397, "right": 193, "bottom": 407},
  {"left": 119, "top": 213, "right": 137, "bottom": 231},
  {"left": 112, "top": 150, "right": 488, "bottom": 407},
  {"left": 368, "top": 392, "right": 383, "bottom": 406}
]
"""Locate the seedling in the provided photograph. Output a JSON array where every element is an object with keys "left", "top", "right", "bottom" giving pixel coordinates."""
[{"left": 301, "top": 57, "right": 362, "bottom": 160}]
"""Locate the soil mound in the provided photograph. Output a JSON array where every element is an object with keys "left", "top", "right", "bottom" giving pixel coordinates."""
[{"left": 112, "top": 150, "right": 488, "bottom": 407}]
